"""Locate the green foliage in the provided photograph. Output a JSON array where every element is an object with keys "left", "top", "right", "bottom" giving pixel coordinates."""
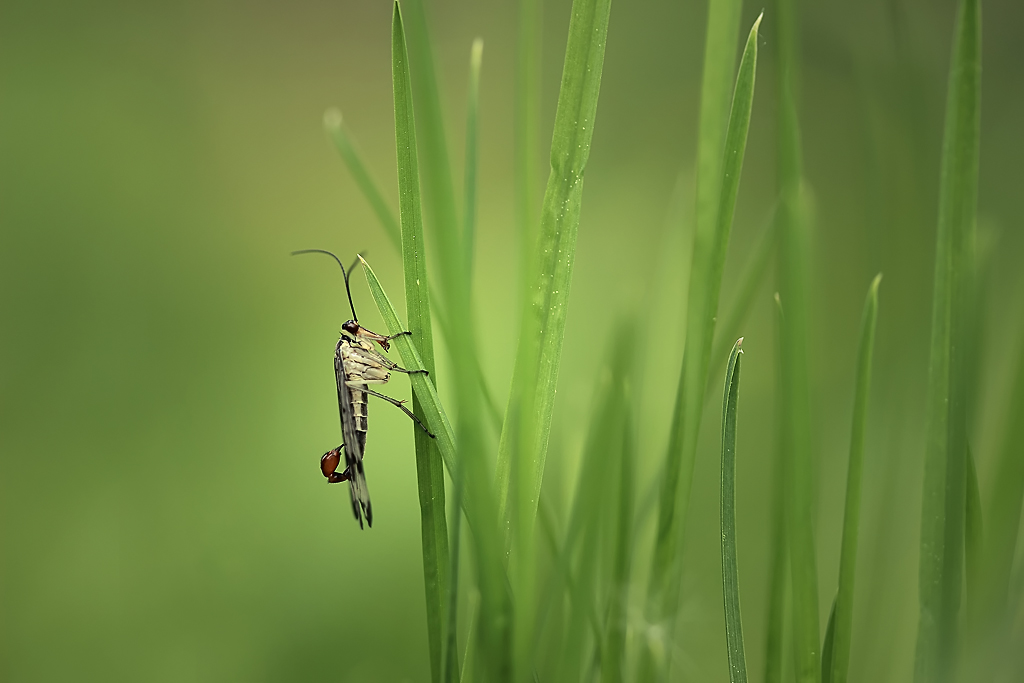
[
  {"left": 720, "top": 338, "right": 747, "bottom": 683},
  {"left": 914, "top": 0, "right": 981, "bottom": 680},
  {"left": 824, "top": 275, "right": 881, "bottom": 683},
  {"left": 495, "top": 0, "right": 614, "bottom": 545},
  {"left": 353, "top": 1, "right": 995, "bottom": 682},
  {"left": 390, "top": 6, "right": 448, "bottom": 681},
  {"left": 642, "top": 11, "right": 761, "bottom": 680}
]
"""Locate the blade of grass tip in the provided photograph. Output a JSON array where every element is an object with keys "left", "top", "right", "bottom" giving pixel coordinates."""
[
  {"left": 913, "top": 1, "right": 980, "bottom": 680},
  {"left": 639, "top": 11, "right": 760, "bottom": 681},
  {"left": 515, "top": 0, "right": 542, "bottom": 312},
  {"left": 775, "top": 0, "right": 819, "bottom": 677},
  {"left": 764, "top": 292, "right": 788, "bottom": 683},
  {"left": 495, "top": 0, "right": 613, "bottom": 542},
  {"left": 463, "top": 38, "right": 483, "bottom": 282},
  {"left": 826, "top": 274, "right": 881, "bottom": 683},
  {"left": 322, "top": 106, "right": 459, "bottom": 361},
  {"left": 391, "top": 7, "right": 449, "bottom": 680},
  {"left": 721, "top": 338, "right": 747, "bottom": 683},
  {"left": 323, "top": 109, "right": 403, "bottom": 252}
]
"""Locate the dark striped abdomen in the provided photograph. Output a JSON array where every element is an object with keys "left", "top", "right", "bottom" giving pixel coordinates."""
[{"left": 350, "top": 386, "right": 368, "bottom": 453}]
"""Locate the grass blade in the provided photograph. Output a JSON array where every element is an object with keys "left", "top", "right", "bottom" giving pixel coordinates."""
[
  {"left": 514, "top": 0, "right": 542, "bottom": 301},
  {"left": 396, "top": 6, "right": 512, "bottom": 678},
  {"left": 391, "top": 7, "right": 449, "bottom": 680},
  {"left": 601, "top": 404, "right": 635, "bottom": 683},
  {"left": 775, "top": 0, "right": 819, "bottom": 677},
  {"left": 764, "top": 292, "right": 789, "bottom": 683},
  {"left": 821, "top": 598, "right": 837, "bottom": 683},
  {"left": 495, "top": 0, "right": 613, "bottom": 540},
  {"left": 463, "top": 38, "right": 483, "bottom": 281},
  {"left": 323, "top": 109, "right": 402, "bottom": 252},
  {"left": 398, "top": 0, "right": 463, "bottom": 314},
  {"left": 913, "top": 0, "right": 981, "bottom": 680},
  {"left": 640, "top": 12, "right": 761, "bottom": 679},
  {"left": 825, "top": 274, "right": 881, "bottom": 683},
  {"left": 720, "top": 338, "right": 746, "bottom": 683},
  {"left": 977, "top": 330, "right": 1024, "bottom": 629}
]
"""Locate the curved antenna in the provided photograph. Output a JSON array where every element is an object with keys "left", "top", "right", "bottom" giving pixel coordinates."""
[{"left": 291, "top": 248, "right": 360, "bottom": 321}]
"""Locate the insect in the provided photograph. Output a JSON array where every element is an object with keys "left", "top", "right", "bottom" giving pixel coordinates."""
[{"left": 293, "top": 249, "right": 434, "bottom": 529}]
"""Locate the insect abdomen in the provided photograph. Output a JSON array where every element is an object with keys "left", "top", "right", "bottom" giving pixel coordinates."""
[{"left": 350, "top": 387, "right": 368, "bottom": 452}]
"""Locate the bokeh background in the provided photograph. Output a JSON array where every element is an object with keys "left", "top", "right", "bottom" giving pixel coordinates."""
[{"left": 2, "top": 0, "right": 1023, "bottom": 681}]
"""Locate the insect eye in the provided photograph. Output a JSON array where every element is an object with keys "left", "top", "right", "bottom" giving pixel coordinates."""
[{"left": 342, "top": 320, "right": 359, "bottom": 334}]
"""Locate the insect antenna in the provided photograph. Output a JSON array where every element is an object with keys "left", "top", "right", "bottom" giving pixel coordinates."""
[{"left": 291, "top": 248, "right": 363, "bottom": 321}]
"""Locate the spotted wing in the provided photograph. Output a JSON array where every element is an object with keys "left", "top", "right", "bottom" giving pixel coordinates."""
[{"left": 336, "top": 339, "right": 372, "bottom": 528}]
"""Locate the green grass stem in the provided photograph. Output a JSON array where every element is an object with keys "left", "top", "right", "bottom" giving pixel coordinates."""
[
  {"left": 978, "top": 331, "right": 1024, "bottom": 627},
  {"left": 764, "top": 292, "right": 788, "bottom": 683},
  {"left": 823, "top": 274, "right": 881, "bottom": 683},
  {"left": 390, "top": 10, "right": 449, "bottom": 679},
  {"left": 495, "top": 0, "right": 613, "bottom": 542},
  {"left": 913, "top": 1, "right": 981, "bottom": 680},
  {"left": 601, "top": 404, "right": 635, "bottom": 683},
  {"left": 720, "top": 338, "right": 747, "bottom": 683},
  {"left": 775, "top": 0, "right": 819, "bottom": 677},
  {"left": 640, "top": 12, "right": 761, "bottom": 680}
]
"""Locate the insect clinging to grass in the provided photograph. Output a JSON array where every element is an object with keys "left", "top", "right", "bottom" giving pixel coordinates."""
[{"left": 293, "top": 249, "right": 434, "bottom": 529}]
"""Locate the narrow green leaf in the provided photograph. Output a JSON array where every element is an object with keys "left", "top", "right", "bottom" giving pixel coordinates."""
[
  {"left": 550, "top": 333, "right": 631, "bottom": 683},
  {"left": 914, "top": 0, "right": 981, "bottom": 680},
  {"left": 640, "top": 12, "right": 761, "bottom": 680},
  {"left": 443, "top": 449, "right": 466, "bottom": 683},
  {"left": 514, "top": 0, "right": 542, "bottom": 285},
  {"left": 601, "top": 404, "right": 635, "bottom": 683},
  {"left": 495, "top": 0, "right": 614, "bottom": 542},
  {"left": 391, "top": 7, "right": 448, "bottom": 680},
  {"left": 763, "top": 292, "right": 788, "bottom": 683},
  {"left": 821, "top": 597, "right": 837, "bottom": 683},
  {"left": 323, "top": 109, "right": 403, "bottom": 252},
  {"left": 720, "top": 338, "right": 747, "bottom": 683},
  {"left": 775, "top": 0, "right": 819, "bottom": 677},
  {"left": 978, "top": 328, "right": 1024, "bottom": 626},
  {"left": 398, "top": 0, "right": 463, "bottom": 315},
  {"left": 827, "top": 274, "right": 881, "bottom": 683},
  {"left": 463, "top": 39, "right": 483, "bottom": 282}
]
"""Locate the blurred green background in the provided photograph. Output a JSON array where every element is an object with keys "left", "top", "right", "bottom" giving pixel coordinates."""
[{"left": 2, "top": 0, "right": 1022, "bottom": 681}]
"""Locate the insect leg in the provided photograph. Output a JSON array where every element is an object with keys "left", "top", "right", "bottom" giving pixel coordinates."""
[{"left": 356, "top": 386, "right": 435, "bottom": 438}]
